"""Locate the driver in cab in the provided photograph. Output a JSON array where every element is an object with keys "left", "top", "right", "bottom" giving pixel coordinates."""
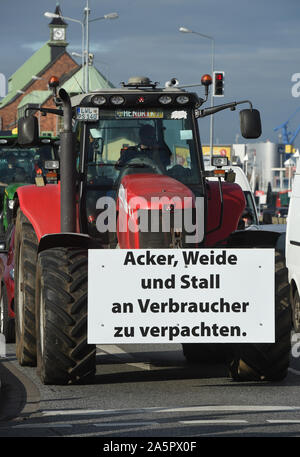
[{"left": 116, "top": 124, "right": 171, "bottom": 170}]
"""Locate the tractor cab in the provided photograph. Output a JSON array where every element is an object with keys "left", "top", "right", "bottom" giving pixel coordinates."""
[{"left": 73, "top": 76, "right": 203, "bottom": 184}]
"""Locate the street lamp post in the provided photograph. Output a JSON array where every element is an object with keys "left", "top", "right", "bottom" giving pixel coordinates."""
[
  {"left": 85, "top": 7, "right": 118, "bottom": 92},
  {"left": 84, "top": 1, "right": 90, "bottom": 93},
  {"left": 44, "top": 4, "right": 118, "bottom": 93},
  {"left": 179, "top": 27, "right": 215, "bottom": 160}
]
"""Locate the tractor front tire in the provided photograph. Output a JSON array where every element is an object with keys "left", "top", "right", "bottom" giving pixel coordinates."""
[
  {"left": 230, "top": 250, "right": 292, "bottom": 382},
  {"left": 35, "top": 247, "right": 96, "bottom": 385},
  {"left": 15, "top": 210, "right": 38, "bottom": 366}
]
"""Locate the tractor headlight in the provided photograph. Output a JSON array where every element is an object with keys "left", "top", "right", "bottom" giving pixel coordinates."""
[
  {"left": 44, "top": 160, "right": 59, "bottom": 170},
  {"left": 92, "top": 95, "right": 107, "bottom": 106},
  {"left": 110, "top": 96, "right": 125, "bottom": 105},
  {"left": 212, "top": 156, "right": 229, "bottom": 168},
  {"left": 8, "top": 200, "right": 14, "bottom": 210},
  {"left": 176, "top": 95, "right": 189, "bottom": 104},
  {"left": 158, "top": 95, "right": 172, "bottom": 105}
]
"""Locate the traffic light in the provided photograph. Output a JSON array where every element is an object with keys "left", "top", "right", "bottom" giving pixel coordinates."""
[{"left": 213, "top": 71, "right": 225, "bottom": 97}]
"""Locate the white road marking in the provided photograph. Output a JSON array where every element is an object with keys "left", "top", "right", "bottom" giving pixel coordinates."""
[
  {"left": 12, "top": 424, "right": 72, "bottom": 428},
  {"left": 43, "top": 409, "right": 122, "bottom": 417},
  {"left": 5, "top": 416, "right": 300, "bottom": 430},
  {"left": 179, "top": 420, "right": 248, "bottom": 424},
  {"left": 92, "top": 422, "right": 158, "bottom": 427},
  {"left": 97, "top": 344, "right": 151, "bottom": 370},
  {"left": 150, "top": 405, "right": 300, "bottom": 413},
  {"left": 42, "top": 405, "right": 300, "bottom": 417},
  {"left": 266, "top": 420, "right": 300, "bottom": 424}
]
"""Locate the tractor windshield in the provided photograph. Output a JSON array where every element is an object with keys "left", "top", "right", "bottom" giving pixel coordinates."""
[
  {"left": 84, "top": 108, "right": 202, "bottom": 188},
  {"left": 0, "top": 144, "right": 56, "bottom": 186}
]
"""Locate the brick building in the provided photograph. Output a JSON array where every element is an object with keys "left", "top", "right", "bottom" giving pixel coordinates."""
[{"left": 0, "top": 4, "right": 113, "bottom": 136}]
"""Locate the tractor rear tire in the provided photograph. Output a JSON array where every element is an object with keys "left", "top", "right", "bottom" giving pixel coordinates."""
[
  {"left": 14, "top": 210, "right": 38, "bottom": 366},
  {"left": 182, "top": 343, "right": 234, "bottom": 364},
  {"left": 229, "top": 250, "right": 292, "bottom": 381},
  {"left": 35, "top": 247, "right": 96, "bottom": 385}
]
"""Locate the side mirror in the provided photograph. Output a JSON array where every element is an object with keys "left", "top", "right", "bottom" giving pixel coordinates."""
[
  {"left": 240, "top": 109, "right": 262, "bottom": 139},
  {"left": 18, "top": 116, "right": 39, "bottom": 146}
]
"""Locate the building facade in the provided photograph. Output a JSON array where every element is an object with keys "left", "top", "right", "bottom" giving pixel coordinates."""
[
  {"left": 232, "top": 141, "right": 296, "bottom": 193},
  {"left": 0, "top": 3, "right": 114, "bottom": 137}
]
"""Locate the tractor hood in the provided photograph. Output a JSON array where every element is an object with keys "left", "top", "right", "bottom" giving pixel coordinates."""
[
  {"left": 117, "top": 173, "right": 195, "bottom": 209},
  {"left": 117, "top": 173, "right": 204, "bottom": 249}
]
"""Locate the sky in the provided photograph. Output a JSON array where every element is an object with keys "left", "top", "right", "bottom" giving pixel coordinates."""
[{"left": 0, "top": 0, "right": 300, "bottom": 147}]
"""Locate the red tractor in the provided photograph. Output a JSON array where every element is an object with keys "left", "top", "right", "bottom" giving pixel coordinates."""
[{"left": 14, "top": 75, "right": 291, "bottom": 384}]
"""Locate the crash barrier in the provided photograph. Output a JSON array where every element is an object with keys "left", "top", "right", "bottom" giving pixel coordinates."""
[
  {"left": 259, "top": 216, "right": 287, "bottom": 225},
  {"left": 272, "top": 217, "right": 287, "bottom": 224}
]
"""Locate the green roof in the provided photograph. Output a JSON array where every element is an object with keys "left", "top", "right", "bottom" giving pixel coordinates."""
[
  {"left": 61, "top": 65, "right": 114, "bottom": 94},
  {"left": 0, "top": 43, "right": 51, "bottom": 108},
  {"left": 17, "top": 90, "right": 52, "bottom": 109}
]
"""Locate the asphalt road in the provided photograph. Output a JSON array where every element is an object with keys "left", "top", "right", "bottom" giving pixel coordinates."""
[{"left": 1, "top": 340, "right": 300, "bottom": 439}]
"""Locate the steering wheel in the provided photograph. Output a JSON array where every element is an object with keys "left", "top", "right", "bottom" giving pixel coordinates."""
[
  {"left": 115, "top": 154, "right": 164, "bottom": 191},
  {"left": 118, "top": 153, "right": 163, "bottom": 174}
]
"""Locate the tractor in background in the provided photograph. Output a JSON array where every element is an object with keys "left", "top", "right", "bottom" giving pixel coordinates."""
[
  {"left": 0, "top": 134, "right": 59, "bottom": 343},
  {"left": 0, "top": 134, "right": 59, "bottom": 233}
]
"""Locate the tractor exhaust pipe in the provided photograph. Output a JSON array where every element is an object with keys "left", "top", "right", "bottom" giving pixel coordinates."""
[{"left": 58, "top": 88, "right": 77, "bottom": 233}]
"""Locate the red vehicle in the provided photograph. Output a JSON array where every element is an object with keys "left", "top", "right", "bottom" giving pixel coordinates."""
[
  {"left": 0, "top": 226, "right": 15, "bottom": 342},
  {"left": 14, "top": 75, "right": 292, "bottom": 385}
]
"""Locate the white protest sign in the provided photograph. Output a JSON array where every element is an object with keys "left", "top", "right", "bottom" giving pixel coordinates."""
[{"left": 88, "top": 249, "right": 275, "bottom": 344}]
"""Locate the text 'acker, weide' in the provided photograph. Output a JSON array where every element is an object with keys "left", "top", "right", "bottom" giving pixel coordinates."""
[{"left": 123, "top": 250, "right": 238, "bottom": 267}]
